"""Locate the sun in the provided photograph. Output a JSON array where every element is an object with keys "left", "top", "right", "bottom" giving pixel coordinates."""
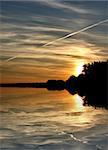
[{"left": 75, "top": 61, "right": 85, "bottom": 76}]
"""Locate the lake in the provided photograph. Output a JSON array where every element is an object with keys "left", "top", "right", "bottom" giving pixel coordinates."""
[{"left": 0, "top": 88, "right": 108, "bottom": 150}]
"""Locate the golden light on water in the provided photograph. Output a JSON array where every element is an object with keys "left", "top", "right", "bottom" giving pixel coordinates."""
[
  {"left": 74, "top": 94, "right": 84, "bottom": 111},
  {"left": 68, "top": 94, "right": 85, "bottom": 112}
]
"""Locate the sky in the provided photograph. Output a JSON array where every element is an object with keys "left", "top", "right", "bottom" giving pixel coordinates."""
[{"left": 0, "top": 0, "right": 108, "bottom": 83}]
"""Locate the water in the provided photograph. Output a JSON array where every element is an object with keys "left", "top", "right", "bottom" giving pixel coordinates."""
[{"left": 0, "top": 88, "right": 108, "bottom": 150}]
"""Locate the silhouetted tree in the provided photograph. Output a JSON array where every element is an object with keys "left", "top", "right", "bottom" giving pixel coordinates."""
[
  {"left": 77, "top": 61, "right": 108, "bottom": 108},
  {"left": 66, "top": 75, "right": 78, "bottom": 95},
  {"left": 65, "top": 60, "right": 108, "bottom": 108},
  {"left": 0, "top": 61, "right": 107, "bottom": 108}
]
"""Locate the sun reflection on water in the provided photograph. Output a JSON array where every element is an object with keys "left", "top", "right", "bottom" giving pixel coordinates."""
[
  {"left": 67, "top": 94, "right": 96, "bottom": 127},
  {"left": 75, "top": 95, "right": 84, "bottom": 109},
  {"left": 73, "top": 94, "right": 85, "bottom": 112}
]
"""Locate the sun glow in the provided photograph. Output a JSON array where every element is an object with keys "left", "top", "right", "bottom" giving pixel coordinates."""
[
  {"left": 74, "top": 94, "right": 85, "bottom": 112},
  {"left": 75, "top": 94, "right": 84, "bottom": 108},
  {"left": 75, "top": 61, "right": 85, "bottom": 76},
  {"left": 69, "top": 94, "right": 84, "bottom": 112}
]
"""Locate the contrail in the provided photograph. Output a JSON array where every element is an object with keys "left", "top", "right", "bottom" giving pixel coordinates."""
[
  {"left": 5, "top": 55, "right": 21, "bottom": 62},
  {"left": 43, "top": 19, "right": 108, "bottom": 46},
  {"left": 5, "top": 19, "right": 108, "bottom": 62}
]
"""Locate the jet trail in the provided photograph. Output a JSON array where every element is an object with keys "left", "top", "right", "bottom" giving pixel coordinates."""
[
  {"left": 5, "top": 55, "right": 21, "bottom": 62},
  {"left": 43, "top": 19, "right": 108, "bottom": 46},
  {"left": 5, "top": 19, "right": 108, "bottom": 62}
]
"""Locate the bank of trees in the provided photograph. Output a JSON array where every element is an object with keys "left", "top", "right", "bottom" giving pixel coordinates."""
[{"left": 66, "top": 61, "right": 108, "bottom": 108}]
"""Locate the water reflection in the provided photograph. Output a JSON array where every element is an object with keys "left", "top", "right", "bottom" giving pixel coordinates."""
[
  {"left": 73, "top": 95, "right": 84, "bottom": 111},
  {"left": 0, "top": 88, "right": 108, "bottom": 150},
  {"left": 0, "top": 88, "right": 105, "bottom": 124},
  {"left": 0, "top": 60, "right": 108, "bottom": 149},
  {"left": 0, "top": 89, "right": 84, "bottom": 112}
]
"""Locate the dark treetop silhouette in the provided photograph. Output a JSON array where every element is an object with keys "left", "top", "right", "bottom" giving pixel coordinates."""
[{"left": 0, "top": 61, "right": 108, "bottom": 109}]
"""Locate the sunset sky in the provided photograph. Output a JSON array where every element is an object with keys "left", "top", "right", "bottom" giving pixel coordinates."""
[{"left": 1, "top": 0, "right": 108, "bottom": 83}]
